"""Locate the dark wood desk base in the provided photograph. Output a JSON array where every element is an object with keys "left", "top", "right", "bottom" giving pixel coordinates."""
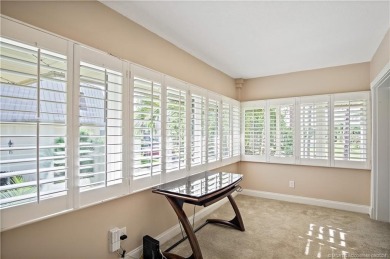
[
  {"left": 206, "top": 194, "right": 245, "bottom": 232},
  {"left": 162, "top": 189, "right": 245, "bottom": 259}
]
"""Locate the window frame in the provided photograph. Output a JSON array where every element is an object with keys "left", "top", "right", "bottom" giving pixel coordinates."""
[
  {"left": 73, "top": 45, "right": 129, "bottom": 207},
  {"left": 231, "top": 101, "right": 241, "bottom": 159},
  {"left": 331, "top": 92, "right": 371, "bottom": 169},
  {"left": 130, "top": 65, "right": 164, "bottom": 192},
  {"left": 240, "top": 92, "right": 371, "bottom": 169},
  {"left": 164, "top": 76, "right": 189, "bottom": 182},
  {"left": 189, "top": 86, "right": 208, "bottom": 175},
  {"left": 297, "top": 95, "right": 331, "bottom": 167},
  {"left": 241, "top": 100, "right": 267, "bottom": 162},
  {"left": 222, "top": 98, "right": 240, "bottom": 165},
  {"left": 0, "top": 17, "right": 243, "bottom": 231},
  {"left": 267, "top": 97, "right": 296, "bottom": 164},
  {"left": 0, "top": 17, "right": 73, "bottom": 230},
  {"left": 206, "top": 92, "right": 222, "bottom": 170}
]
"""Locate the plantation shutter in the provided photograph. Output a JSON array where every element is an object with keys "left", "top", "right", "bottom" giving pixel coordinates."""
[
  {"left": 207, "top": 96, "right": 221, "bottom": 167},
  {"left": 232, "top": 103, "right": 240, "bottom": 158},
  {"left": 165, "top": 77, "right": 187, "bottom": 181},
  {"left": 131, "top": 66, "right": 162, "bottom": 190},
  {"left": 0, "top": 19, "right": 71, "bottom": 230},
  {"left": 298, "top": 96, "right": 330, "bottom": 166},
  {"left": 241, "top": 101, "right": 267, "bottom": 162},
  {"left": 76, "top": 45, "right": 127, "bottom": 206},
  {"left": 333, "top": 92, "right": 370, "bottom": 169},
  {"left": 222, "top": 102, "right": 231, "bottom": 159},
  {"left": 268, "top": 99, "right": 295, "bottom": 164},
  {"left": 190, "top": 89, "right": 207, "bottom": 173}
]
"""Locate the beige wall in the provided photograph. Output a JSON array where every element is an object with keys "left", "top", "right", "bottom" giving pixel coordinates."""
[
  {"left": 0, "top": 1, "right": 237, "bottom": 258},
  {"left": 239, "top": 63, "right": 371, "bottom": 206},
  {"left": 370, "top": 29, "right": 390, "bottom": 82},
  {"left": 240, "top": 162, "right": 370, "bottom": 205},
  {"left": 241, "top": 62, "right": 370, "bottom": 101}
]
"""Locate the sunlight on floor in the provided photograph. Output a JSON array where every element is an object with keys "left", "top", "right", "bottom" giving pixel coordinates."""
[{"left": 299, "top": 223, "right": 350, "bottom": 258}]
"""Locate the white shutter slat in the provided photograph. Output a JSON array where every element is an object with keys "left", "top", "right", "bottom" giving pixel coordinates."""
[
  {"left": 207, "top": 98, "right": 220, "bottom": 164},
  {"left": 299, "top": 97, "right": 330, "bottom": 166},
  {"left": 190, "top": 93, "right": 207, "bottom": 172},
  {"left": 77, "top": 46, "right": 127, "bottom": 207},
  {"left": 232, "top": 105, "right": 240, "bottom": 157},
  {"left": 241, "top": 101, "right": 267, "bottom": 162},
  {"left": 132, "top": 69, "right": 162, "bottom": 190},
  {"left": 222, "top": 102, "right": 231, "bottom": 159},
  {"left": 165, "top": 81, "right": 187, "bottom": 181},
  {"left": 333, "top": 94, "right": 370, "bottom": 168},
  {"left": 79, "top": 61, "right": 123, "bottom": 192},
  {"left": 0, "top": 37, "right": 68, "bottom": 209},
  {"left": 268, "top": 100, "right": 295, "bottom": 164}
]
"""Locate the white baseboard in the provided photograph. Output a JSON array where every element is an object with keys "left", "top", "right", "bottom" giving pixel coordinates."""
[
  {"left": 126, "top": 192, "right": 237, "bottom": 259},
  {"left": 241, "top": 189, "right": 370, "bottom": 214}
]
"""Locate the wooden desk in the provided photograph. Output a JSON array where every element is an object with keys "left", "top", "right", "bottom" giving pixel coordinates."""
[{"left": 152, "top": 172, "right": 245, "bottom": 259}]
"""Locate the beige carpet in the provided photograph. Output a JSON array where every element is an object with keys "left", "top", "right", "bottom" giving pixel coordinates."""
[{"left": 162, "top": 195, "right": 390, "bottom": 259}]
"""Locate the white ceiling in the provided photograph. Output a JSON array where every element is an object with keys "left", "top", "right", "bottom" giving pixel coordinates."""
[{"left": 101, "top": 1, "right": 390, "bottom": 79}]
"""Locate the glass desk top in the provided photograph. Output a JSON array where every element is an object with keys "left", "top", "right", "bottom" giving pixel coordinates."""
[{"left": 153, "top": 172, "right": 242, "bottom": 198}]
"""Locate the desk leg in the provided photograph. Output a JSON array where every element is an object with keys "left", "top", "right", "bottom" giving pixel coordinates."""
[
  {"left": 206, "top": 194, "right": 245, "bottom": 231},
  {"left": 163, "top": 196, "right": 203, "bottom": 259}
]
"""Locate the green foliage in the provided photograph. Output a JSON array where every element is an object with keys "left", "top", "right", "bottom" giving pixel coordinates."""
[{"left": 0, "top": 176, "right": 36, "bottom": 201}]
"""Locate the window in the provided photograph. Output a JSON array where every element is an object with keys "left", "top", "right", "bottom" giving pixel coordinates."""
[
  {"left": 241, "top": 92, "right": 370, "bottom": 169},
  {"left": 0, "top": 18, "right": 72, "bottom": 230},
  {"left": 232, "top": 103, "right": 241, "bottom": 157},
  {"left": 268, "top": 99, "right": 295, "bottom": 164},
  {"left": 0, "top": 17, "right": 242, "bottom": 230},
  {"left": 333, "top": 92, "right": 370, "bottom": 169},
  {"left": 222, "top": 102, "right": 231, "bottom": 159},
  {"left": 76, "top": 45, "right": 127, "bottom": 206},
  {"left": 207, "top": 97, "right": 220, "bottom": 164},
  {"left": 242, "top": 101, "right": 266, "bottom": 162},
  {"left": 165, "top": 77, "right": 187, "bottom": 181},
  {"left": 0, "top": 37, "right": 68, "bottom": 208},
  {"left": 78, "top": 63, "right": 123, "bottom": 190},
  {"left": 232, "top": 104, "right": 240, "bottom": 157},
  {"left": 222, "top": 99, "right": 241, "bottom": 164},
  {"left": 299, "top": 96, "right": 330, "bottom": 166},
  {"left": 132, "top": 67, "right": 162, "bottom": 190},
  {"left": 190, "top": 91, "right": 207, "bottom": 170}
]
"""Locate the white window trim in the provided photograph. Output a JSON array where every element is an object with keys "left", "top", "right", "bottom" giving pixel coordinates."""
[
  {"left": 267, "top": 97, "right": 296, "bottom": 164},
  {"left": 297, "top": 94, "right": 331, "bottom": 167},
  {"left": 332, "top": 91, "right": 371, "bottom": 170},
  {"left": 206, "top": 92, "right": 222, "bottom": 170},
  {"left": 223, "top": 98, "right": 241, "bottom": 165},
  {"left": 188, "top": 86, "right": 208, "bottom": 175},
  {"left": 4, "top": 15, "right": 373, "bottom": 232},
  {"left": 164, "top": 76, "right": 189, "bottom": 182},
  {"left": 241, "top": 100, "right": 267, "bottom": 162},
  {"left": 130, "top": 65, "right": 163, "bottom": 192},
  {"left": 1, "top": 17, "right": 73, "bottom": 230},
  {"left": 74, "top": 45, "right": 129, "bottom": 208},
  {"left": 241, "top": 92, "right": 371, "bottom": 170},
  {"left": 1, "top": 16, "right": 242, "bottom": 231}
]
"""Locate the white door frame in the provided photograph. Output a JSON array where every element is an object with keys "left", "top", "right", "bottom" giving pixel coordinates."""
[{"left": 370, "top": 62, "right": 390, "bottom": 222}]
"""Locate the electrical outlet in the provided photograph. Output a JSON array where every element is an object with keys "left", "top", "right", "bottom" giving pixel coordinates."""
[{"left": 289, "top": 180, "right": 295, "bottom": 188}]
